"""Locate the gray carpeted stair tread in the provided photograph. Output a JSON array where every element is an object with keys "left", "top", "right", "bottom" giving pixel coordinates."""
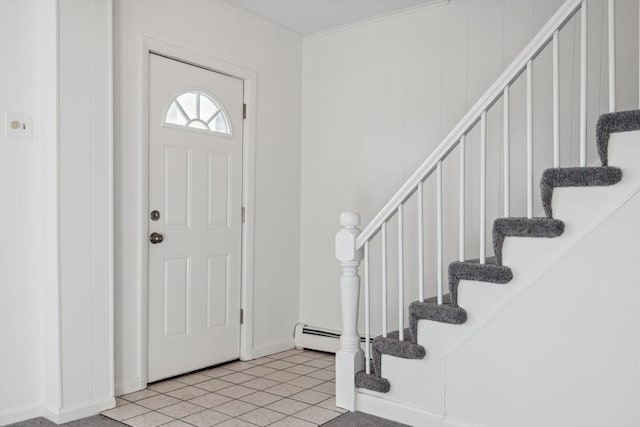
[
  {"left": 448, "top": 261, "right": 513, "bottom": 307},
  {"left": 409, "top": 296, "right": 467, "bottom": 324},
  {"left": 493, "top": 217, "right": 565, "bottom": 265},
  {"left": 596, "top": 109, "right": 640, "bottom": 166},
  {"left": 355, "top": 370, "right": 390, "bottom": 393},
  {"left": 373, "top": 335, "right": 426, "bottom": 360},
  {"left": 540, "top": 167, "right": 622, "bottom": 218},
  {"left": 369, "top": 330, "right": 425, "bottom": 378},
  {"left": 409, "top": 298, "right": 467, "bottom": 343}
]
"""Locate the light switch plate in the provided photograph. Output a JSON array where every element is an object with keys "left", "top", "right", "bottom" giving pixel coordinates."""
[{"left": 5, "top": 112, "right": 33, "bottom": 140}]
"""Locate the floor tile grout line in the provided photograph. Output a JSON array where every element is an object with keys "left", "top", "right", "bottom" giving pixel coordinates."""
[
  {"left": 115, "top": 388, "right": 339, "bottom": 422},
  {"left": 112, "top": 393, "right": 340, "bottom": 424},
  {"left": 109, "top": 350, "right": 337, "bottom": 427}
]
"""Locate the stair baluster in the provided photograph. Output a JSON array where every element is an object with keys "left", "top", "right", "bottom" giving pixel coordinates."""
[
  {"left": 480, "top": 112, "right": 487, "bottom": 263},
  {"left": 459, "top": 135, "right": 466, "bottom": 261},
  {"left": 503, "top": 86, "right": 511, "bottom": 215},
  {"left": 608, "top": 0, "right": 616, "bottom": 112},
  {"left": 580, "top": 0, "right": 588, "bottom": 166},
  {"left": 526, "top": 60, "right": 534, "bottom": 219},
  {"left": 553, "top": 30, "right": 560, "bottom": 168},
  {"left": 436, "top": 162, "right": 443, "bottom": 303},
  {"left": 397, "top": 204, "right": 404, "bottom": 341},
  {"left": 381, "top": 222, "right": 387, "bottom": 338},
  {"left": 418, "top": 181, "right": 424, "bottom": 303},
  {"left": 363, "top": 241, "right": 370, "bottom": 376}
]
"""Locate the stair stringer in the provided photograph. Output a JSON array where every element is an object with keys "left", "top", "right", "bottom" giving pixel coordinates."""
[
  {"left": 362, "top": 130, "right": 640, "bottom": 416},
  {"left": 444, "top": 185, "right": 640, "bottom": 427}
]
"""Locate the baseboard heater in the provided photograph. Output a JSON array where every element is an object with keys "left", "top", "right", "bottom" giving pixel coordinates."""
[{"left": 293, "top": 323, "right": 370, "bottom": 354}]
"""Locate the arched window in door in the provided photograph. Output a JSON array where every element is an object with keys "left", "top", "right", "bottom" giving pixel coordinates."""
[{"left": 165, "top": 90, "right": 231, "bottom": 135}]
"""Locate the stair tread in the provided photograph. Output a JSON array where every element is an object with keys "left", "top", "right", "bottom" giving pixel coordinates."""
[
  {"left": 372, "top": 333, "right": 426, "bottom": 360},
  {"left": 448, "top": 261, "right": 513, "bottom": 307},
  {"left": 493, "top": 217, "right": 564, "bottom": 229},
  {"left": 493, "top": 217, "right": 565, "bottom": 265},
  {"left": 541, "top": 166, "right": 622, "bottom": 187},
  {"left": 596, "top": 109, "right": 640, "bottom": 166},
  {"left": 355, "top": 371, "right": 390, "bottom": 393},
  {"left": 541, "top": 166, "right": 622, "bottom": 218},
  {"left": 449, "top": 260, "right": 512, "bottom": 282},
  {"left": 410, "top": 297, "right": 467, "bottom": 326}
]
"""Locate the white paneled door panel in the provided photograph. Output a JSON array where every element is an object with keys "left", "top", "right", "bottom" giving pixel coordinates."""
[{"left": 148, "top": 54, "right": 243, "bottom": 382}]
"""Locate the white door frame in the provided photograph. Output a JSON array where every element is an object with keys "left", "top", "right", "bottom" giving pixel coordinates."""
[{"left": 139, "top": 37, "right": 257, "bottom": 387}]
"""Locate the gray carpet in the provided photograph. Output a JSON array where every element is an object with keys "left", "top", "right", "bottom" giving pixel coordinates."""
[
  {"left": 409, "top": 295, "right": 467, "bottom": 330},
  {"left": 540, "top": 166, "right": 622, "bottom": 218},
  {"left": 492, "top": 217, "right": 564, "bottom": 265},
  {"left": 322, "top": 411, "right": 409, "bottom": 426},
  {"left": 6, "top": 416, "right": 127, "bottom": 427},
  {"left": 12, "top": 413, "right": 405, "bottom": 427},
  {"left": 596, "top": 109, "right": 640, "bottom": 166},
  {"left": 448, "top": 260, "right": 513, "bottom": 307},
  {"left": 354, "top": 370, "right": 391, "bottom": 393}
]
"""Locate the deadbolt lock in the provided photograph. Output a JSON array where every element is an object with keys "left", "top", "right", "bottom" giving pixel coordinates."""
[{"left": 150, "top": 210, "right": 161, "bottom": 221}]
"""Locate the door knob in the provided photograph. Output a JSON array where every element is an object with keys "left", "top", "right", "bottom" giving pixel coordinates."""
[{"left": 149, "top": 232, "right": 164, "bottom": 244}]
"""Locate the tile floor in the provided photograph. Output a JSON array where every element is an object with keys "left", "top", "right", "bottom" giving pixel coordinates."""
[{"left": 103, "top": 349, "right": 346, "bottom": 427}]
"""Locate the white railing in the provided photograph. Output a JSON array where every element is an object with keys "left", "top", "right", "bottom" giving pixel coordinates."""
[{"left": 335, "top": 0, "right": 625, "bottom": 411}]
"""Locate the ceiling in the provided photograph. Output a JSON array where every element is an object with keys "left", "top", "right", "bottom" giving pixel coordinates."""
[{"left": 224, "top": 0, "right": 439, "bottom": 36}]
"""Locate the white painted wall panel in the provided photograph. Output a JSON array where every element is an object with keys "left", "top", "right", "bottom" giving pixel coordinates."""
[
  {"left": 114, "top": 0, "right": 302, "bottom": 392},
  {"left": 58, "top": 0, "right": 114, "bottom": 412},
  {"left": 0, "top": 1, "right": 53, "bottom": 421},
  {"left": 38, "top": 0, "right": 62, "bottom": 413},
  {"left": 300, "top": 0, "right": 639, "bottom": 334},
  {"left": 1, "top": 0, "right": 117, "bottom": 422},
  {"left": 0, "top": 3, "right": 59, "bottom": 421}
]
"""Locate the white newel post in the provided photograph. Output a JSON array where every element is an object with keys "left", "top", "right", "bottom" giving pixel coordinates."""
[{"left": 335, "top": 212, "right": 364, "bottom": 412}]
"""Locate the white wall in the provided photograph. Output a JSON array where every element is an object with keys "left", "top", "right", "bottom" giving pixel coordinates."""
[
  {"left": 0, "top": 1, "right": 58, "bottom": 423},
  {"left": 299, "top": 0, "right": 639, "bottom": 335},
  {"left": 58, "top": 0, "right": 114, "bottom": 416},
  {"left": 114, "top": 0, "right": 303, "bottom": 393},
  {"left": 0, "top": 1, "right": 114, "bottom": 424}
]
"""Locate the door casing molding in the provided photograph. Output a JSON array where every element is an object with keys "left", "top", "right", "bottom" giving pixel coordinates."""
[{"left": 139, "top": 36, "right": 257, "bottom": 388}]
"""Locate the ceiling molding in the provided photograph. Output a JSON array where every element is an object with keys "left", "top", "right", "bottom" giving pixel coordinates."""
[{"left": 303, "top": 0, "right": 449, "bottom": 41}]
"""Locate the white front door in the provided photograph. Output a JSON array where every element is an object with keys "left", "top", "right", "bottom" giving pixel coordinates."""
[{"left": 148, "top": 54, "right": 244, "bottom": 382}]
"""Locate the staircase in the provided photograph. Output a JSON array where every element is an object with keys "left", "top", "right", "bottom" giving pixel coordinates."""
[
  {"left": 334, "top": 0, "right": 640, "bottom": 425},
  {"left": 353, "top": 111, "right": 631, "bottom": 394}
]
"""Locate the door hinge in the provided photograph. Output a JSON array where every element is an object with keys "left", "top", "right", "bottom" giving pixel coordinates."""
[
  {"left": 241, "top": 206, "right": 246, "bottom": 223},
  {"left": 243, "top": 103, "right": 247, "bottom": 119},
  {"left": 240, "top": 309, "right": 244, "bottom": 325}
]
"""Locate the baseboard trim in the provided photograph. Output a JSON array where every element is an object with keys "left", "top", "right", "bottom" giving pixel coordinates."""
[
  {"left": 45, "top": 396, "right": 116, "bottom": 424},
  {"left": 357, "top": 392, "right": 472, "bottom": 427},
  {"left": 0, "top": 396, "right": 115, "bottom": 426},
  {"left": 250, "top": 339, "right": 295, "bottom": 360}
]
